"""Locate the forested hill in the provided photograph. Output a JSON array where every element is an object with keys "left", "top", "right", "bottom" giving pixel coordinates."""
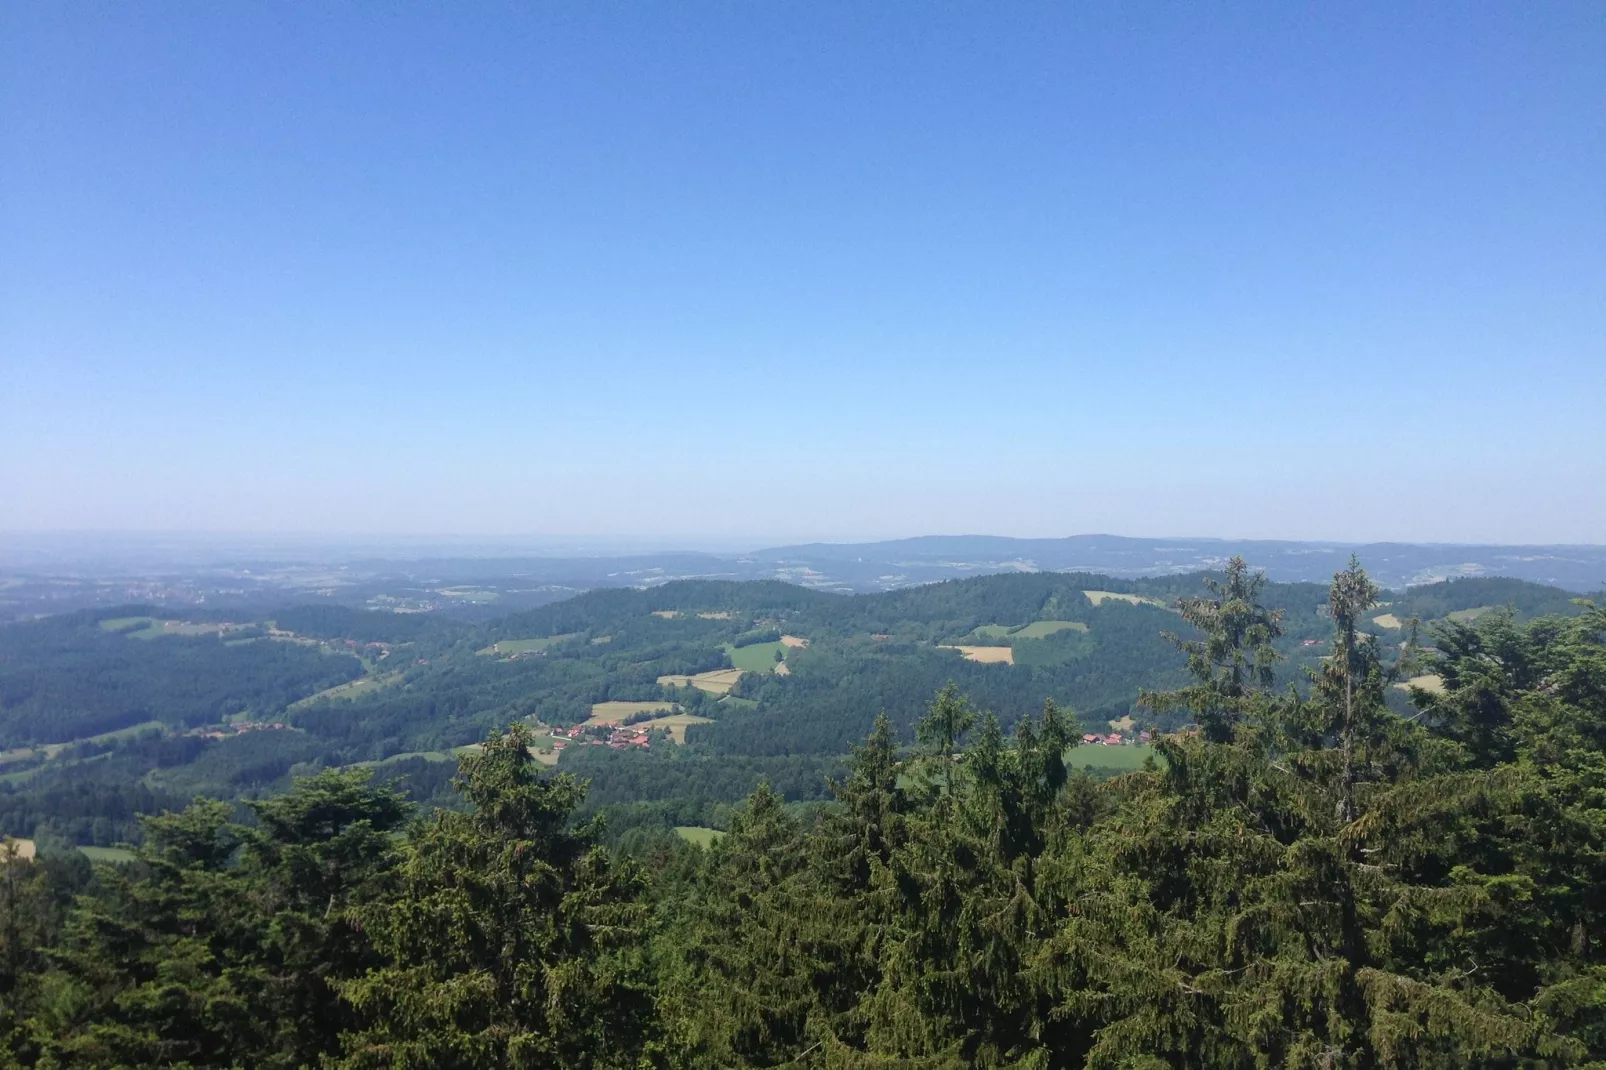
[
  {"left": 3, "top": 562, "right": 1602, "bottom": 1066},
  {"left": 1, "top": 569, "right": 1597, "bottom": 855}
]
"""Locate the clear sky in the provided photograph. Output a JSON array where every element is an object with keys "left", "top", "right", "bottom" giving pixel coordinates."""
[{"left": 3, "top": 3, "right": 1602, "bottom": 544}]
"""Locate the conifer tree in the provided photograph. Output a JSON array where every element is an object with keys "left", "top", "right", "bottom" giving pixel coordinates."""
[
  {"left": 331, "top": 725, "right": 655, "bottom": 1069},
  {"left": 1140, "top": 556, "right": 1284, "bottom": 742}
]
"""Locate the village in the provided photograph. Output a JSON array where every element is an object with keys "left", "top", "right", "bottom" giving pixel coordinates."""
[{"left": 550, "top": 720, "right": 660, "bottom": 753}]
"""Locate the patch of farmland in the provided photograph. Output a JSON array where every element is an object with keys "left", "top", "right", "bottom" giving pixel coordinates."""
[
  {"left": 1012, "top": 620, "right": 1089, "bottom": 639},
  {"left": 726, "top": 641, "right": 786, "bottom": 673},
  {"left": 939, "top": 645, "right": 1015, "bottom": 665},
  {"left": 653, "top": 713, "right": 714, "bottom": 744},
  {"left": 1372, "top": 613, "right": 1403, "bottom": 629},
  {"left": 289, "top": 671, "right": 403, "bottom": 710},
  {"left": 103, "top": 617, "right": 248, "bottom": 640},
  {"left": 697, "top": 611, "right": 734, "bottom": 620},
  {"left": 79, "top": 845, "right": 137, "bottom": 864},
  {"left": 675, "top": 826, "right": 725, "bottom": 847},
  {"left": 586, "top": 701, "right": 675, "bottom": 725},
  {"left": 1447, "top": 606, "right": 1496, "bottom": 623},
  {"left": 1084, "top": 591, "right": 1166, "bottom": 608},
  {"left": 478, "top": 633, "right": 581, "bottom": 656},
  {"left": 1396, "top": 673, "right": 1447, "bottom": 694},
  {"left": 1066, "top": 744, "right": 1159, "bottom": 772},
  {"left": 436, "top": 587, "right": 500, "bottom": 602},
  {"left": 780, "top": 635, "right": 809, "bottom": 648},
  {"left": 657, "top": 668, "right": 745, "bottom": 695}
]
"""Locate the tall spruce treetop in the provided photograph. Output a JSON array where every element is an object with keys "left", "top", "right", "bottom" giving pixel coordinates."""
[{"left": 1140, "top": 555, "right": 1284, "bottom": 742}]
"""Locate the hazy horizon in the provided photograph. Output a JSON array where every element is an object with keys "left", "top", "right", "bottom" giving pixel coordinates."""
[{"left": 5, "top": 4, "right": 1602, "bottom": 543}]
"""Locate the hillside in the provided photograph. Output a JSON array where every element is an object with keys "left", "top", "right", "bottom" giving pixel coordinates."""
[{"left": 0, "top": 569, "right": 1595, "bottom": 851}]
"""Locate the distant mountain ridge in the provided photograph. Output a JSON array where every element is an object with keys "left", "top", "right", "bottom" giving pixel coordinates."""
[{"left": 747, "top": 535, "right": 1606, "bottom": 592}]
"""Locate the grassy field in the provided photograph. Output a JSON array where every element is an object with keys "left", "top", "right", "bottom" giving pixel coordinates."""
[
  {"left": 974, "top": 621, "right": 1088, "bottom": 641},
  {"left": 1067, "top": 745, "right": 1158, "bottom": 772},
  {"left": 1372, "top": 613, "right": 1404, "bottom": 629},
  {"left": 1084, "top": 591, "right": 1166, "bottom": 608},
  {"left": 651, "top": 610, "right": 680, "bottom": 619},
  {"left": 586, "top": 701, "right": 675, "bottom": 725},
  {"left": 290, "top": 671, "right": 403, "bottom": 709},
  {"left": 101, "top": 618, "right": 249, "bottom": 641},
  {"left": 1447, "top": 606, "right": 1496, "bottom": 623},
  {"left": 1397, "top": 673, "right": 1447, "bottom": 694},
  {"left": 1013, "top": 620, "right": 1089, "bottom": 639},
  {"left": 726, "top": 640, "right": 786, "bottom": 673},
  {"left": 79, "top": 845, "right": 137, "bottom": 864},
  {"left": 674, "top": 826, "right": 725, "bottom": 847},
  {"left": 719, "top": 695, "right": 759, "bottom": 709},
  {"left": 939, "top": 644, "right": 1015, "bottom": 665},
  {"left": 652, "top": 713, "right": 713, "bottom": 744},
  {"left": 478, "top": 633, "right": 580, "bottom": 656},
  {"left": 657, "top": 668, "right": 745, "bottom": 695},
  {"left": 780, "top": 635, "right": 810, "bottom": 648}
]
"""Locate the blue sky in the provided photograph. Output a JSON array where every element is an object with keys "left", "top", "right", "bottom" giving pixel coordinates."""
[{"left": 3, "top": 3, "right": 1602, "bottom": 543}]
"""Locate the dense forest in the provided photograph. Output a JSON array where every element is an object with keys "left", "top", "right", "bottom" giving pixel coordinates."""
[
  {"left": 1, "top": 558, "right": 1601, "bottom": 1066},
  {"left": 1, "top": 571, "right": 1600, "bottom": 852}
]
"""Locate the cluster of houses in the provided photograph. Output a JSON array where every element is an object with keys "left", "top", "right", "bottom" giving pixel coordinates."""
[
  {"left": 551, "top": 722, "right": 654, "bottom": 751},
  {"left": 191, "top": 720, "right": 292, "bottom": 741},
  {"left": 1081, "top": 730, "right": 1154, "bottom": 746}
]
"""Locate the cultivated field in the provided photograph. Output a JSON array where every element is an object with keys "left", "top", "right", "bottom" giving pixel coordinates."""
[
  {"left": 290, "top": 671, "right": 404, "bottom": 709},
  {"left": 1067, "top": 744, "right": 1157, "bottom": 772},
  {"left": 1447, "top": 606, "right": 1496, "bottom": 623},
  {"left": 1084, "top": 591, "right": 1166, "bottom": 608},
  {"left": 478, "top": 633, "right": 580, "bottom": 656},
  {"left": 657, "top": 668, "right": 745, "bottom": 694},
  {"left": 780, "top": 635, "right": 810, "bottom": 648},
  {"left": 1013, "top": 620, "right": 1089, "bottom": 638},
  {"left": 100, "top": 617, "right": 248, "bottom": 640},
  {"left": 655, "top": 714, "right": 713, "bottom": 743},
  {"left": 79, "top": 845, "right": 137, "bottom": 863},
  {"left": 586, "top": 701, "right": 675, "bottom": 725},
  {"left": 727, "top": 641, "right": 786, "bottom": 672},
  {"left": 675, "top": 826, "right": 725, "bottom": 847},
  {"left": 1372, "top": 613, "right": 1403, "bottom": 629},
  {"left": 939, "top": 645, "right": 1015, "bottom": 665},
  {"left": 1397, "top": 673, "right": 1447, "bottom": 694}
]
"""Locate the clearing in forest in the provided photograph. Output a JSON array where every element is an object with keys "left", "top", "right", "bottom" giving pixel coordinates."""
[
  {"left": 1012, "top": 620, "right": 1089, "bottom": 639},
  {"left": 674, "top": 826, "right": 725, "bottom": 847},
  {"left": 698, "top": 611, "right": 734, "bottom": 620},
  {"left": 1372, "top": 613, "right": 1403, "bottom": 629},
  {"left": 1066, "top": 744, "right": 1156, "bottom": 772},
  {"left": 939, "top": 645, "right": 1015, "bottom": 665},
  {"left": 780, "top": 635, "right": 809, "bottom": 648},
  {"left": 652, "top": 713, "right": 713, "bottom": 744},
  {"left": 657, "top": 668, "right": 745, "bottom": 694},
  {"left": 651, "top": 610, "right": 681, "bottom": 619},
  {"left": 1447, "top": 606, "right": 1496, "bottom": 623},
  {"left": 478, "top": 633, "right": 581, "bottom": 656},
  {"left": 1397, "top": 673, "right": 1447, "bottom": 694},
  {"left": 726, "top": 641, "right": 786, "bottom": 672},
  {"left": 1084, "top": 591, "right": 1166, "bottom": 608},
  {"left": 586, "top": 701, "right": 675, "bottom": 725}
]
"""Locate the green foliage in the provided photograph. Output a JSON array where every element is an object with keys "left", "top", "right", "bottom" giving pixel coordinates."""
[{"left": 1, "top": 564, "right": 1602, "bottom": 1067}]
